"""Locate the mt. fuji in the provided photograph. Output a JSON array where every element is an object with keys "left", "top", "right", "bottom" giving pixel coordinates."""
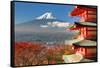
[
  {"left": 15, "top": 12, "right": 78, "bottom": 42},
  {"left": 36, "top": 12, "right": 56, "bottom": 19},
  {"left": 15, "top": 12, "right": 72, "bottom": 33}
]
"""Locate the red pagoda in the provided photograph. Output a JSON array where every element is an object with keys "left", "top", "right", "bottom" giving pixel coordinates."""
[
  {"left": 70, "top": 5, "right": 97, "bottom": 23},
  {"left": 69, "top": 5, "right": 97, "bottom": 60}
]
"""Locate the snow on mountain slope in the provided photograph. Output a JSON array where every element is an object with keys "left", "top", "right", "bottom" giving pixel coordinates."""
[
  {"left": 15, "top": 12, "right": 73, "bottom": 33},
  {"left": 36, "top": 12, "right": 56, "bottom": 19}
]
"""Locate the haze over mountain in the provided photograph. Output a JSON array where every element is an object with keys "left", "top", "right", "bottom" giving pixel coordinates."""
[
  {"left": 15, "top": 12, "right": 78, "bottom": 42},
  {"left": 15, "top": 12, "right": 72, "bottom": 33}
]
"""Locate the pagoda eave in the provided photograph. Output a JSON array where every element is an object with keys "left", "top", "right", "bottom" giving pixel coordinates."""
[
  {"left": 73, "top": 40, "right": 97, "bottom": 47},
  {"left": 75, "top": 22, "right": 97, "bottom": 27},
  {"left": 70, "top": 8, "right": 85, "bottom": 16}
]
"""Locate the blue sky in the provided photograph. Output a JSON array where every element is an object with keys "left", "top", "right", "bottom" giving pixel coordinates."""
[{"left": 15, "top": 2, "right": 80, "bottom": 24}]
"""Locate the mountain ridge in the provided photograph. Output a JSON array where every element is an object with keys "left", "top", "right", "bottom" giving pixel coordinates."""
[{"left": 36, "top": 12, "right": 56, "bottom": 20}]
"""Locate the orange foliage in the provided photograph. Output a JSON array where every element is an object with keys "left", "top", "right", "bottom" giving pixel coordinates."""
[
  {"left": 15, "top": 42, "right": 48, "bottom": 66},
  {"left": 14, "top": 42, "right": 75, "bottom": 66}
]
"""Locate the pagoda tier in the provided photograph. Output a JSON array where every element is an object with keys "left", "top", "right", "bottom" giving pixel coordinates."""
[
  {"left": 74, "top": 22, "right": 97, "bottom": 41},
  {"left": 70, "top": 5, "right": 97, "bottom": 23},
  {"left": 73, "top": 40, "right": 97, "bottom": 60}
]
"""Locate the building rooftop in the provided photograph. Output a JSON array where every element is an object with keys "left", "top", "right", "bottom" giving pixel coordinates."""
[
  {"left": 75, "top": 22, "right": 97, "bottom": 27},
  {"left": 76, "top": 5, "right": 97, "bottom": 9},
  {"left": 70, "top": 5, "right": 97, "bottom": 16},
  {"left": 73, "top": 40, "right": 96, "bottom": 47}
]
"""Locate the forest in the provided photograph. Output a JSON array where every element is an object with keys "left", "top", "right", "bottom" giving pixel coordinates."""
[{"left": 14, "top": 42, "right": 74, "bottom": 66}]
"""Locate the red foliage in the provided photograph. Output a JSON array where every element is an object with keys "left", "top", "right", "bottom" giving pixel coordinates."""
[
  {"left": 15, "top": 42, "right": 48, "bottom": 66},
  {"left": 14, "top": 42, "right": 75, "bottom": 66}
]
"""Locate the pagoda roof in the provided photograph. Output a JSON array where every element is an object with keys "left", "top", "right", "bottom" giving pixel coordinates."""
[
  {"left": 76, "top": 5, "right": 97, "bottom": 9},
  {"left": 70, "top": 5, "right": 97, "bottom": 16},
  {"left": 70, "top": 7, "right": 85, "bottom": 16},
  {"left": 75, "top": 22, "right": 97, "bottom": 27},
  {"left": 73, "top": 40, "right": 96, "bottom": 47}
]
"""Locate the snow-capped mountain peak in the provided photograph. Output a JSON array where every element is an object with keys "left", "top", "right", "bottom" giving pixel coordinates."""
[{"left": 36, "top": 12, "right": 56, "bottom": 19}]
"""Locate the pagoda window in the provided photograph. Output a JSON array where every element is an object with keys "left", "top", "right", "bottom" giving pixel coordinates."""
[
  {"left": 80, "top": 27, "right": 87, "bottom": 38},
  {"left": 76, "top": 47, "right": 86, "bottom": 56},
  {"left": 87, "top": 11, "right": 96, "bottom": 15},
  {"left": 87, "top": 15, "right": 96, "bottom": 19}
]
